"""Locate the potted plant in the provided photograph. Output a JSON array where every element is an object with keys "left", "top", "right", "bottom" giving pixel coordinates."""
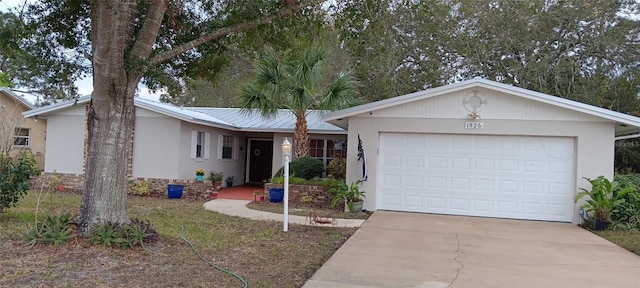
[
  {"left": 207, "top": 170, "right": 224, "bottom": 189},
  {"left": 225, "top": 175, "right": 237, "bottom": 188},
  {"left": 267, "top": 176, "right": 284, "bottom": 203},
  {"left": 329, "top": 180, "right": 366, "bottom": 213},
  {"left": 253, "top": 190, "right": 265, "bottom": 202},
  {"left": 574, "top": 176, "right": 634, "bottom": 230},
  {"left": 195, "top": 168, "right": 206, "bottom": 182}
]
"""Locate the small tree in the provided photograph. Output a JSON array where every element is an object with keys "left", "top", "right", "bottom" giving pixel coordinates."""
[
  {"left": 0, "top": 152, "right": 39, "bottom": 212},
  {"left": 240, "top": 47, "right": 357, "bottom": 158}
]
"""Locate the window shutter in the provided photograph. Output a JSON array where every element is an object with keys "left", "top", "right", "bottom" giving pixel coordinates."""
[
  {"left": 232, "top": 137, "right": 239, "bottom": 160},
  {"left": 204, "top": 133, "right": 211, "bottom": 159},
  {"left": 217, "top": 135, "right": 223, "bottom": 159},
  {"left": 190, "top": 130, "right": 197, "bottom": 159}
]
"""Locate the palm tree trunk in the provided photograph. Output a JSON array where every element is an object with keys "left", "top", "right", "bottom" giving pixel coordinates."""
[{"left": 294, "top": 112, "right": 310, "bottom": 158}]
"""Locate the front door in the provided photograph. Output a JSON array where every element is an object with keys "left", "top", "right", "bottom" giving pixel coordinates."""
[{"left": 248, "top": 140, "right": 273, "bottom": 183}]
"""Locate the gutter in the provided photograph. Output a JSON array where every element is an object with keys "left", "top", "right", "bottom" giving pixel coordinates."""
[{"left": 615, "top": 134, "right": 640, "bottom": 141}]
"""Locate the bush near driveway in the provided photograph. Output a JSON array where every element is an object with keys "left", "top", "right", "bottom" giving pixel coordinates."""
[
  {"left": 0, "top": 191, "right": 356, "bottom": 287},
  {"left": 612, "top": 174, "right": 640, "bottom": 227}
]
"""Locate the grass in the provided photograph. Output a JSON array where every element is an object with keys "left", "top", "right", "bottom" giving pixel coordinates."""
[
  {"left": 596, "top": 230, "right": 640, "bottom": 255},
  {"left": 0, "top": 191, "right": 357, "bottom": 287},
  {"left": 246, "top": 201, "right": 371, "bottom": 220}
]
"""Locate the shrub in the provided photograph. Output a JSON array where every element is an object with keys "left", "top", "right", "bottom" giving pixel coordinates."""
[
  {"left": 269, "top": 176, "right": 338, "bottom": 187},
  {"left": 612, "top": 174, "right": 640, "bottom": 223},
  {"left": 326, "top": 158, "right": 346, "bottom": 179},
  {"left": 24, "top": 213, "right": 74, "bottom": 246},
  {"left": 0, "top": 152, "right": 40, "bottom": 212},
  {"left": 128, "top": 180, "right": 150, "bottom": 196},
  {"left": 89, "top": 219, "right": 158, "bottom": 248},
  {"left": 274, "top": 157, "right": 324, "bottom": 180},
  {"left": 270, "top": 176, "right": 306, "bottom": 185}
]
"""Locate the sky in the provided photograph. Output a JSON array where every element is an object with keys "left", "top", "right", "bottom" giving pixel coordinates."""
[{"left": 0, "top": 0, "right": 162, "bottom": 102}]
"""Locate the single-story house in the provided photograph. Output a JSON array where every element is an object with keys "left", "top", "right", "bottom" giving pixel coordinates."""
[
  {"left": 22, "top": 96, "right": 346, "bottom": 191},
  {"left": 323, "top": 78, "right": 640, "bottom": 224},
  {"left": 0, "top": 88, "right": 47, "bottom": 169}
]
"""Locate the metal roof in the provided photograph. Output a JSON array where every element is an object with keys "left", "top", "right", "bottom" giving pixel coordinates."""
[
  {"left": 0, "top": 88, "right": 35, "bottom": 110},
  {"left": 322, "top": 78, "right": 640, "bottom": 137},
  {"left": 22, "top": 96, "right": 345, "bottom": 134},
  {"left": 185, "top": 107, "right": 345, "bottom": 133}
]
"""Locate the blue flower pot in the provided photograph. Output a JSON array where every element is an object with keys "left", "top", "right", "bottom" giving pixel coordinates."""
[
  {"left": 269, "top": 188, "right": 284, "bottom": 203},
  {"left": 167, "top": 184, "right": 184, "bottom": 199},
  {"left": 196, "top": 175, "right": 204, "bottom": 182}
]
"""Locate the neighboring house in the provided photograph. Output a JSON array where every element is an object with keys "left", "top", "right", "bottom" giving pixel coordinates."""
[
  {"left": 22, "top": 97, "right": 346, "bottom": 190},
  {"left": 323, "top": 78, "right": 640, "bottom": 225},
  {"left": 0, "top": 88, "right": 46, "bottom": 169}
]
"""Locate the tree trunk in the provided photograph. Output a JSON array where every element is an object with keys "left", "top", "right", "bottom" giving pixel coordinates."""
[
  {"left": 294, "top": 112, "right": 310, "bottom": 158},
  {"left": 78, "top": 1, "right": 140, "bottom": 234}
]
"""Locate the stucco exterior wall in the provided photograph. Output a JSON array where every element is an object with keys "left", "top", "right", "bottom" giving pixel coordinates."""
[
  {"left": 178, "top": 122, "right": 247, "bottom": 183},
  {"left": 43, "top": 105, "right": 86, "bottom": 173},
  {"left": 131, "top": 108, "right": 181, "bottom": 179},
  {"left": 375, "top": 87, "right": 603, "bottom": 122},
  {"left": 345, "top": 90, "right": 616, "bottom": 225},
  {"left": 0, "top": 93, "right": 47, "bottom": 166}
]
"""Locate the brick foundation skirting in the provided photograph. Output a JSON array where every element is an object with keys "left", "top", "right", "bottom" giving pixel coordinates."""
[
  {"left": 31, "top": 173, "right": 340, "bottom": 210},
  {"left": 263, "top": 183, "right": 339, "bottom": 210},
  {"left": 32, "top": 172, "right": 213, "bottom": 198}
]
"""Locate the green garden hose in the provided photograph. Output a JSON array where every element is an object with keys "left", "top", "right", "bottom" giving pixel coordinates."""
[{"left": 179, "top": 226, "right": 248, "bottom": 288}]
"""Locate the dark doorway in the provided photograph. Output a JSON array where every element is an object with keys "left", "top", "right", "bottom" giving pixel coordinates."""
[{"left": 248, "top": 139, "right": 273, "bottom": 184}]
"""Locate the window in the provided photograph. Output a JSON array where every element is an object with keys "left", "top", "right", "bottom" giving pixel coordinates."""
[
  {"left": 218, "top": 135, "right": 237, "bottom": 160},
  {"left": 196, "top": 131, "right": 204, "bottom": 158},
  {"left": 14, "top": 128, "right": 30, "bottom": 147},
  {"left": 309, "top": 139, "right": 347, "bottom": 166},
  {"left": 222, "top": 135, "right": 233, "bottom": 159},
  {"left": 190, "top": 130, "right": 210, "bottom": 159}
]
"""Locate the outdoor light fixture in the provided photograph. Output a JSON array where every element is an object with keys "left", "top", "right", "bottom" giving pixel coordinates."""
[{"left": 281, "top": 138, "right": 291, "bottom": 232}]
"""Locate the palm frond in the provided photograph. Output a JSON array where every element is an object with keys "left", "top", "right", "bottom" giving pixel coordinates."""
[
  {"left": 239, "top": 83, "right": 279, "bottom": 118},
  {"left": 319, "top": 72, "right": 357, "bottom": 110}
]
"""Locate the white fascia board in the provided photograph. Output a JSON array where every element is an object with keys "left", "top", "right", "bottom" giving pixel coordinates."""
[
  {"left": 133, "top": 99, "right": 239, "bottom": 130},
  {"left": 1, "top": 88, "right": 35, "bottom": 109},
  {"left": 234, "top": 127, "right": 347, "bottom": 134},
  {"left": 22, "top": 96, "right": 91, "bottom": 118}
]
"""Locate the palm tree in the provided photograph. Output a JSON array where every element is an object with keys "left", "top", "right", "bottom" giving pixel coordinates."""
[{"left": 240, "top": 47, "right": 357, "bottom": 158}]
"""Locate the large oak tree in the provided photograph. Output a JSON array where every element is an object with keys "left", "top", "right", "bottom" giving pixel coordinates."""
[{"left": 15, "top": 0, "right": 325, "bottom": 234}]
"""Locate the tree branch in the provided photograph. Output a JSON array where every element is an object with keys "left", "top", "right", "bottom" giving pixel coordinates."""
[
  {"left": 148, "top": 0, "right": 324, "bottom": 66},
  {"left": 130, "top": 0, "right": 168, "bottom": 61}
]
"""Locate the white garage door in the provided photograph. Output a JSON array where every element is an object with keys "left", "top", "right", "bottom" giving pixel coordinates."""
[{"left": 379, "top": 133, "right": 575, "bottom": 222}]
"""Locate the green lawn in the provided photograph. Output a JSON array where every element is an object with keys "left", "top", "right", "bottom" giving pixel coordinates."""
[
  {"left": 0, "top": 192, "right": 356, "bottom": 287},
  {"left": 246, "top": 201, "right": 371, "bottom": 219},
  {"left": 596, "top": 230, "right": 640, "bottom": 255}
]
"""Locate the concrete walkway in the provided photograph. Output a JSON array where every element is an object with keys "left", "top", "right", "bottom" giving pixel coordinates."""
[{"left": 202, "top": 199, "right": 365, "bottom": 228}]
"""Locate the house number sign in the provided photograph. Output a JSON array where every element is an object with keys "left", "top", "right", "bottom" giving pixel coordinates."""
[{"left": 464, "top": 122, "right": 484, "bottom": 129}]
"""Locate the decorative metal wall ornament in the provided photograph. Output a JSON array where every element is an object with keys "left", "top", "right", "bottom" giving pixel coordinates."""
[{"left": 463, "top": 90, "right": 487, "bottom": 120}]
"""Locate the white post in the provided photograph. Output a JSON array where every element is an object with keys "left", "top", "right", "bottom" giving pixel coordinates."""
[
  {"left": 284, "top": 153, "right": 290, "bottom": 232},
  {"left": 282, "top": 138, "right": 292, "bottom": 232}
]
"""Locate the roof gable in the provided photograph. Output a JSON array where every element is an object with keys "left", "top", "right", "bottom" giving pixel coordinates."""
[{"left": 323, "top": 78, "right": 640, "bottom": 136}]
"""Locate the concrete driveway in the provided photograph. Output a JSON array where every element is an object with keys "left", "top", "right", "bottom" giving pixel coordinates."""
[{"left": 304, "top": 211, "right": 640, "bottom": 288}]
